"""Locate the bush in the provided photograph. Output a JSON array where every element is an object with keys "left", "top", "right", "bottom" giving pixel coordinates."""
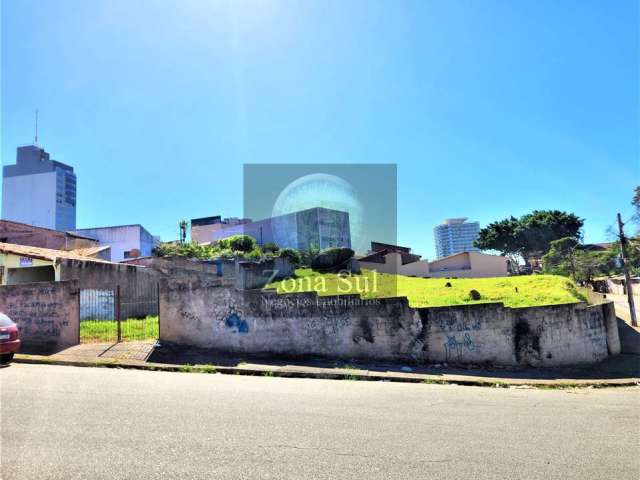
[
  {"left": 263, "top": 242, "right": 280, "bottom": 254},
  {"left": 469, "top": 289, "right": 482, "bottom": 300},
  {"left": 311, "top": 247, "right": 355, "bottom": 272},
  {"left": 279, "top": 248, "right": 302, "bottom": 267},
  {"left": 153, "top": 241, "right": 217, "bottom": 260},
  {"left": 299, "top": 245, "right": 321, "bottom": 267},
  {"left": 217, "top": 235, "right": 257, "bottom": 253}
]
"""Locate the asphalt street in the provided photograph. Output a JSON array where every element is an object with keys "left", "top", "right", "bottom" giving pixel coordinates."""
[{"left": 1, "top": 364, "right": 638, "bottom": 480}]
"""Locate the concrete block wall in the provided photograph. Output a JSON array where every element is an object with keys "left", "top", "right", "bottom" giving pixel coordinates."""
[
  {"left": 59, "top": 260, "right": 160, "bottom": 318},
  {"left": 0, "top": 280, "right": 80, "bottom": 353},
  {"left": 160, "top": 279, "right": 622, "bottom": 367}
]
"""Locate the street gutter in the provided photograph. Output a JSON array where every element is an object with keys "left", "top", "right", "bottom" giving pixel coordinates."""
[{"left": 12, "top": 354, "right": 639, "bottom": 389}]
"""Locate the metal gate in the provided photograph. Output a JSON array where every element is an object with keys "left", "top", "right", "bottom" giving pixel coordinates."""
[{"left": 80, "top": 283, "right": 159, "bottom": 344}]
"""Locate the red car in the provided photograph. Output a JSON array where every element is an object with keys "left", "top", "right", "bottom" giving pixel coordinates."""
[{"left": 0, "top": 313, "right": 20, "bottom": 364}]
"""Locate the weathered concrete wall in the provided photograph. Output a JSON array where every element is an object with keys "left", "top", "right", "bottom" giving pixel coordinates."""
[
  {"left": 59, "top": 260, "right": 159, "bottom": 318},
  {"left": 122, "top": 256, "right": 221, "bottom": 278},
  {"left": 0, "top": 280, "right": 79, "bottom": 352},
  {"left": 160, "top": 279, "right": 621, "bottom": 366},
  {"left": 235, "top": 257, "right": 294, "bottom": 290}
]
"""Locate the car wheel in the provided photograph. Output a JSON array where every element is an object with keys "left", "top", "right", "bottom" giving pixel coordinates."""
[{"left": 0, "top": 353, "right": 14, "bottom": 365}]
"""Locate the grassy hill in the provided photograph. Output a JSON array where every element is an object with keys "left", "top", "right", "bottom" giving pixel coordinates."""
[{"left": 267, "top": 269, "right": 584, "bottom": 308}]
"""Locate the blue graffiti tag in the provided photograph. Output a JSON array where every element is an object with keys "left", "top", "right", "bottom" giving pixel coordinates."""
[
  {"left": 444, "top": 333, "right": 476, "bottom": 360},
  {"left": 225, "top": 313, "right": 249, "bottom": 333}
]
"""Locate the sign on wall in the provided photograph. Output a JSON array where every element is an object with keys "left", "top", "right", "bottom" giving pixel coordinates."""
[{"left": 19, "top": 257, "right": 33, "bottom": 267}]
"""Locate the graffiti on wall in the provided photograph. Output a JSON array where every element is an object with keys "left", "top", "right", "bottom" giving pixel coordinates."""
[
  {"left": 0, "top": 284, "right": 74, "bottom": 343},
  {"left": 225, "top": 313, "right": 249, "bottom": 333},
  {"left": 443, "top": 333, "right": 476, "bottom": 361}
]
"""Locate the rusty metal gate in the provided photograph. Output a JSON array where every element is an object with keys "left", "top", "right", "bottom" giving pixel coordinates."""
[{"left": 79, "top": 283, "right": 159, "bottom": 344}]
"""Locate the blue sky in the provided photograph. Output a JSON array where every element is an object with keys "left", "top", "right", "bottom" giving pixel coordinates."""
[{"left": 1, "top": 0, "right": 638, "bottom": 257}]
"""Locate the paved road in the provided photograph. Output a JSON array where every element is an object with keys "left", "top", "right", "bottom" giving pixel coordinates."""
[
  {"left": 610, "top": 293, "right": 640, "bottom": 322},
  {"left": 2, "top": 364, "right": 639, "bottom": 480}
]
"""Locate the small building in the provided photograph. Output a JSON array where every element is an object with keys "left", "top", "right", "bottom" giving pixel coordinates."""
[
  {"left": 427, "top": 251, "right": 508, "bottom": 278},
  {"left": 212, "top": 207, "right": 351, "bottom": 251},
  {"left": 0, "top": 219, "right": 98, "bottom": 251},
  {"left": 190, "top": 216, "right": 251, "bottom": 244},
  {"left": 0, "top": 242, "right": 113, "bottom": 285},
  {"left": 357, "top": 242, "right": 430, "bottom": 277},
  {"left": 358, "top": 242, "right": 508, "bottom": 278},
  {"left": 0, "top": 242, "right": 160, "bottom": 319},
  {"left": 71, "top": 224, "right": 158, "bottom": 262}
]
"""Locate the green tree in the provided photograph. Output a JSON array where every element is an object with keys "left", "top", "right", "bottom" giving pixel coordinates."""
[
  {"left": 474, "top": 216, "right": 522, "bottom": 267},
  {"left": 475, "top": 210, "right": 583, "bottom": 267},
  {"left": 542, "top": 237, "right": 580, "bottom": 277},
  {"left": 542, "top": 237, "right": 618, "bottom": 282},
  {"left": 632, "top": 186, "right": 640, "bottom": 225}
]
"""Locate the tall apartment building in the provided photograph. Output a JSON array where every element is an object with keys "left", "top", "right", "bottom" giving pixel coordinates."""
[
  {"left": 434, "top": 218, "right": 480, "bottom": 259},
  {"left": 212, "top": 207, "right": 351, "bottom": 251},
  {"left": 2, "top": 145, "right": 77, "bottom": 231}
]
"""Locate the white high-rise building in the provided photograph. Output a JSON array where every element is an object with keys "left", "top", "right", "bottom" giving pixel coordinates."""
[
  {"left": 434, "top": 218, "right": 480, "bottom": 259},
  {"left": 2, "top": 145, "right": 77, "bottom": 231}
]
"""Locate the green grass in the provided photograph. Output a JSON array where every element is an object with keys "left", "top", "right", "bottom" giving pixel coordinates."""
[
  {"left": 267, "top": 269, "right": 584, "bottom": 308},
  {"left": 80, "top": 315, "right": 159, "bottom": 343}
]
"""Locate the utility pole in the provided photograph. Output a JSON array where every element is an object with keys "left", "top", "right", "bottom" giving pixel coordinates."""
[
  {"left": 35, "top": 110, "right": 39, "bottom": 145},
  {"left": 617, "top": 213, "right": 637, "bottom": 327},
  {"left": 179, "top": 219, "right": 188, "bottom": 244}
]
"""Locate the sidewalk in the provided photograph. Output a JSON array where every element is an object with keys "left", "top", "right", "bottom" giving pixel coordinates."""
[{"left": 14, "top": 341, "right": 639, "bottom": 388}]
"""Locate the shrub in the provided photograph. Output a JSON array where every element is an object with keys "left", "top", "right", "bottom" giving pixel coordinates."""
[
  {"left": 153, "top": 241, "right": 217, "bottom": 260},
  {"left": 445, "top": 282, "right": 452, "bottom": 288},
  {"left": 245, "top": 247, "right": 262, "bottom": 260},
  {"left": 279, "top": 248, "right": 302, "bottom": 267},
  {"left": 263, "top": 242, "right": 280, "bottom": 254},
  {"left": 311, "top": 247, "right": 355, "bottom": 271},
  {"left": 469, "top": 289, "right": 482, "bottom": 300},
  {"left": 217, "top": 235, "right": 256, "bottom": 253}
]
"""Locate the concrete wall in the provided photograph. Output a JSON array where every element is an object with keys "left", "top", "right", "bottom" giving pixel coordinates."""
[
  {"left": 235, "top": 257, "right": 294, "bottom": 289},
  {"left": 159, "top": 279, "right": 620, "bottom": 367},
  {"left": 59, "top": 260, "right": 159, "bottom": 318},
  {"left": 0, "top": 280, "right": 79, "bottom": 352},
  {"left": 122, "top": 256, "right": 221, "bottom": 278}
]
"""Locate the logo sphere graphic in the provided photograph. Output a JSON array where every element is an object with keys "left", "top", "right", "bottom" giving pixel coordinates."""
[{"left": 271, "top": 173, "right": 363, "bottom": 251}]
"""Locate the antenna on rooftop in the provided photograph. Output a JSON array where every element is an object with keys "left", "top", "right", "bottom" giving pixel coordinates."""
[{"left": 34, "top": 110, "right": 39, "bottom": 145}]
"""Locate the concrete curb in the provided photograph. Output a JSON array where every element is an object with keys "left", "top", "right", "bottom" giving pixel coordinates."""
[{"left": 12, "top": 354, "right": 639, "bottom": 389}]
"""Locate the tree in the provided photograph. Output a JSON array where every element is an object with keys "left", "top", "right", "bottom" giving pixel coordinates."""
[
  {"left": 542, "top": 237, "right": 580, "bottom": 277},
  {"left": 517, "top": 210, "right": 583, "bottom": 262},
  {"left": 632, "top": 186, "right": 640, "bottom": 225},
  {"left": 475, "top": 210, "right": 583, "bottom": 268},
  {"left": 474, "top": 216, "right": 522, "bottom": 267},
  {"left": 542, "top": 237, "right": 617, "bottom": 283}
]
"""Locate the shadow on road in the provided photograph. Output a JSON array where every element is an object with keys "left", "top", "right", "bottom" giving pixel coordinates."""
[{"left": 148, "top": 342, "right": 639, "bottom": 381}]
